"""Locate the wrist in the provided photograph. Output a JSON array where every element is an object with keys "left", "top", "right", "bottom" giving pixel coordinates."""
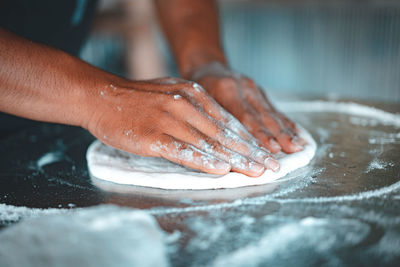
[
  {"left": 187, "top": 61, "right": 232, "bottom": 81},
  {"left": 62, "top": 55, "right": 127, "bottom": 130},
  {"left": 180, "top": 50, "right": 228, "bottom": 80}
]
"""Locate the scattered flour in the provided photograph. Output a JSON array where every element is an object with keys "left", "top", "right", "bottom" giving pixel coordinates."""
[
  {"left": 276, "top": 101, "right": 400, "bottom": 128},
  {"left": 349, "top": 116, "right": 380, "bottom": 127},
  {"left": 124, "top": 129, "right": 133, "bottom": 137},
  {"left": 372, "top": 231, "right": 400, "bottom": 259},
  {"left": 211, "top": 217, "right": 370, "bottom": 267},
  {"left": 368, "top": 132, "right": 400, "bottom": 145},
  {"left": 36, "top": 151, "right": 64, "bottom": 169},
  {"left": 0, "top": 204, "right": 66, "bottom": 223},
  {"left": 1, "top": 100, "right": 399, "bottom": 267},
  {"left": 192, "top": 82, "right": 204, "bottom": 93},
  {"left": 315, "top": 127, "right": 331, "bottom": 143},
  {"left": 87, "top": 101, "right": 400, "bottom": 213},
  {"left": 188, "top": 220, "right": 226, "bottom": 251},
  {"left": 366, "top": 158, "right": 395, "bottom": 173},
  {"left": 0, "top": 205, "right": 169, "bottom": 267},
  {"left": 109, "top": 84, "right": 117, "bottom": 91}
]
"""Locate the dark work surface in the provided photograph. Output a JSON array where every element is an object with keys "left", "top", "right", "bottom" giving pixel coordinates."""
[{"left": 0, "top": 100, "right": 400, "bottom": 266}]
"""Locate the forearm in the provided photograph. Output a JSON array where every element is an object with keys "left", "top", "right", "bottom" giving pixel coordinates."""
[
  {"left": 155, "top": 0, "right": 227, "bottom": 79},
  {"left": 0, "top": 27, "right": 119, "bottom": 127}
]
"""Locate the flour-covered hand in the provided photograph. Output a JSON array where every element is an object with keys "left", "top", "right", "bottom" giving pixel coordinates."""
[
  {"left": 84, "top": 77, "right": 279, "bottom": 177},
  {"left": 191, "top": 62, "right": 306, "bottom": 154}
]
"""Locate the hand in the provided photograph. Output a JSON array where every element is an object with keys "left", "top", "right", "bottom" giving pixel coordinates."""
[
  {"left": 191, "top": 62, "right": 306, "bottom": 154},
  {"left": 84, "top": 77, "right": 280, "bottom": 176}
]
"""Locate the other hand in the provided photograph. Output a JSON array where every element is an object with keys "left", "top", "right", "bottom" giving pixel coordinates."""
[{"left": 191, "top": 62, "right": 306, "bottom": 154}]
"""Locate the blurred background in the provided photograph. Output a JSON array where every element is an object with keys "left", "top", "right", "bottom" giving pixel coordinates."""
[{"left": 80, "top": 0, "right": 400, "bottom": 103}]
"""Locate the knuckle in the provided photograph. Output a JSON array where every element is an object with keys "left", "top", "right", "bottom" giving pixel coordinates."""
[
  {"left": 205, "top": 137, "right": 219, "bottom": 150},
  {"left": 162, "top": 94, "right": 189, "bottom": 110},
  {"left": 200, "top": 138, "right": 223, "bottom": 156},
  {"left": 141, "top": 126, "right": 159, "bottom": 139},
  {"left": 178, "top": 82, "right": 203, "bottom": 97},
  {"left": 216, "top": 77, "right": 236, "bottom": 89},
  {"left": 240, "top": 112, "right": 255, "bottom": 124}
]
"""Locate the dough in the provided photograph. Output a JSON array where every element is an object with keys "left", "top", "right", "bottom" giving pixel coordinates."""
[{"left": 86, "top": 125, "right": 316, "bottom": 190}]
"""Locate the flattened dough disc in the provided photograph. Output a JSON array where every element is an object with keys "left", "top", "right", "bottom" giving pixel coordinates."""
[{"left": 86, "top": 125, "right": 316, "bottom": 190}]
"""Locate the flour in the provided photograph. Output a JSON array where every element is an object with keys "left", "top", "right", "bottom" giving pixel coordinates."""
[
  {"left": 275, "top": 101, "right": 400, "bottom": 127},
  {"left": 87, "top": 101, "right": 399, "bottom": 191},
  {"left": 368, "top": 131, "right": 400, "bottom": 145},
  {"left": 211, "top": 217, "right": 370, "bottom": 267},
  {"left": 36, "top": 151, "right": 64, "bottom": 169},
  {"left": 86, "top": 124, "right": 316, "bottom": 190},
  {"left": 84, "top": 100, "right": 400, "bottom": 211},
  {"left": 192, "top": 82, "right": 204, "bottom": 93},
  {"left": 4, "top": 101, "right": 397, "bottom": 219},
  {"left": 366, "top": 158, "right": 395, "bottom": 173},
  {"left": 0, "top": 205, "right": 169, "bottom": 267},
  {"left": 0, "top": 204, "right": 66, "bottom": 223}
]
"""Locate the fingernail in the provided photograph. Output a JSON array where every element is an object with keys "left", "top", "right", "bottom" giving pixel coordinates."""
[
  {"left": 269, "top": 139, "right": 281, "bottom": 151},
  {"left": 249, "top": 162, "right": 265, "bottom": 175},
  {"left": 292, "top": 136, "right": 305, "bottom": 147},
  {"left": 214, "top": 161, "right": 231, "bottom": 172},
  {"left": 252, "top": 149, "right": 269, "bottom": 163},
  {"left": 291, "top": 143, "right": 304, "bottom": 152},
  {"left": 264, "top": 157, "right": 280, "bottom": 172},
  {"left": 297, "top": 137, "right": 307, "bottom": 146}
]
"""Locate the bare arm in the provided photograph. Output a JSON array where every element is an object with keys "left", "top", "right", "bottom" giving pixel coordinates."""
[
  {"left": 0, "top": 27, "right": 278, "bottom": 176},
  {"left": 0, "top": 27, "right": 100, "bottom": 127},
  {"left": 155, "top": 0, "right": 226, "bottom": 79},
  {"left": 156, "top": 0, "right": 306, "bottom": 153}
]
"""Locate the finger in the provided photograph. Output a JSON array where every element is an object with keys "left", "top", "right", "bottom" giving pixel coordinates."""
[
  {"left": 221, "top": 96, "right": 280, "bottom": 152},
  {"left": 240, "top": 111, "right": 282, "bottom": 154},
  {"left": 243, "top": 84, "right": 306, "bottom": 149},
  {"left": 167, "top": 96, "right": 276, "bottom": 168},
  {"left": 163, "top": 120, "right": 266, "bottom": 176},
  {"left": 136, "top": 85, "right": 276, "bottom": 170},
  {"left": 219, "top": 109, "right": 261, "bottom": 145},
  {"left": 149, "top": 134, "right": 231, "bottom": 175},
  {"left": 240, "top": 80, "right": 303, "bottom": 138},
  {"left": 252, "top": 129, "right": 282, "bottom": 154},
  {"left": 274, "top": 111, "right": 300, "bottom": 134},
  {"left": 294, "top": 135, "right": 307, "bottom": 146},
  {"left": 259, "top": 92, "right": 300, "bottom": 137},
  {"left": 178, "top": 82, "right": 258, "bottom": 143},
  {"left": 276, "top": 131, "right": 304, "bottom": 153},
  {"left": 261, "top": 113, "right": 308, "bottom": 152},
  {"left": 276, "top": 117, "right": 307, "bottom": 146}
]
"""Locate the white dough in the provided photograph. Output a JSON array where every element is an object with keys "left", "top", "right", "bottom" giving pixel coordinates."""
[{"left": 86, "top": 125, "right": 316, "bottom": 190}]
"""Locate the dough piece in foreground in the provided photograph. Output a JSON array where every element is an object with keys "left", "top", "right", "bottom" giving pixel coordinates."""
[{"left": 86, "top": 126, "right": 316, "bottom": 190}]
